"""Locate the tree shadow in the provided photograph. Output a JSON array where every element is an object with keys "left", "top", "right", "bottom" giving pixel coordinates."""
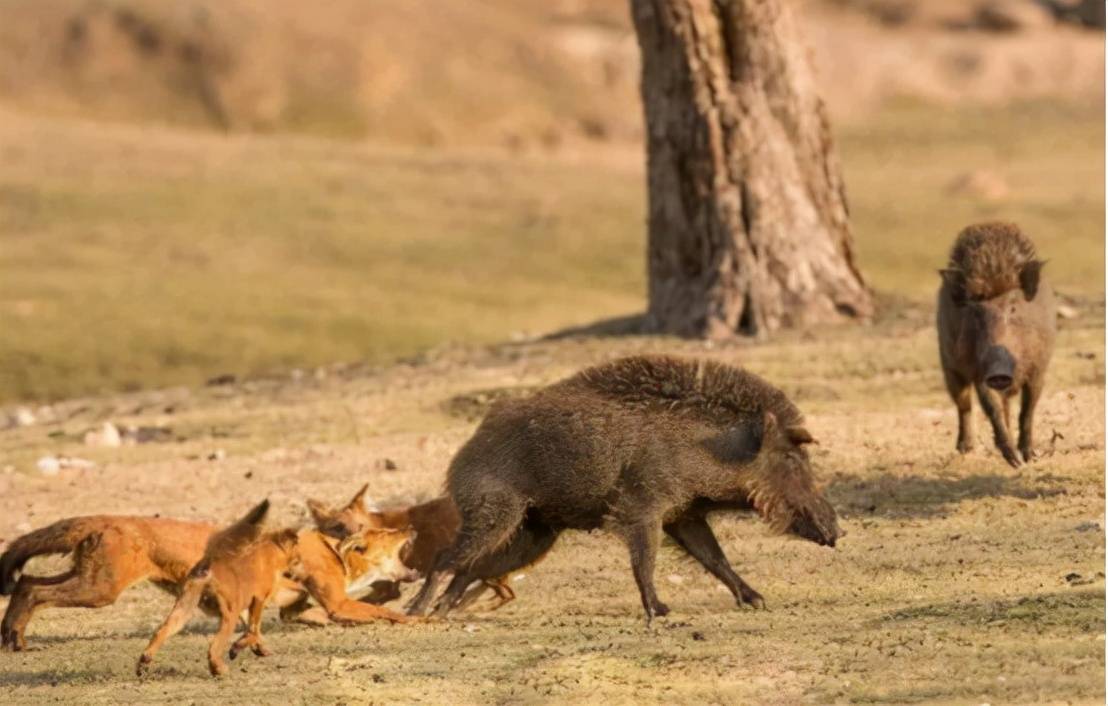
[
  {"left": 541, "top": 313, "right": 648, "bottom": 340},
  {"left": 828, "top": 471, "right": 1071, "bottom": 519}
]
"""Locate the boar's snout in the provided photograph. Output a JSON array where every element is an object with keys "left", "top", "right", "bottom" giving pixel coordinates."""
[
  {"left": 788, "top": 497, "right": 842, "bottom": 548},
  {"left": 981, "top": 345, "right": 1015, "bottom": 391}
]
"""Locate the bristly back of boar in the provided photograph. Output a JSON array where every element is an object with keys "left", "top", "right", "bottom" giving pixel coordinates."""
[
  {"left": 947, "top": 222, "right": 1039, "bottom": 300},
  {"left": 561, "top": 355, "right": 805, "bottom": 431}
]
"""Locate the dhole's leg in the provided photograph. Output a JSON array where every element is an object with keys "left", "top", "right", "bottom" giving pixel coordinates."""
[
  {"left": 229, "top": 597, "right": 272, "bottom": 660},
  {"left": 359, "top": 580, "right": 402, "bottom": 605},
  {"left": 137, "top": 577, "right": 205, "bottom": 675},
  {"left": 277, "top": 591, "right": 331, "bottom": 627},
  {"left": 408, "top": 489, "right": 527, "bottom": 616},
  {"left": 942, "top": 368, "right": 974, "bottom": 453},
  {"left": 620, "top": 521, "right": 668, "bottom": 623},
  {"left": 975, "top": 383, "right": 1021, "bottom": 467},
  {"left": 207, "top": 601, "right": 238, "bottom": 677},
  {"left": 1018, "top": 375, "right": 1044, "bottom": 462},
  {"left": 451, "top": 580, "right": 491, "bottom": 612},
  {"left": 1, "top": 571, "right": 75, "bottom": 651},
  {"left": 484, "top": 579, "right": 516, "bottom": 610},
  {"left": 664, "top": 514, "right": 765, "bottom": 609},
  {"left": 303, "top": 569, "right": 412, "bottom": 624}
]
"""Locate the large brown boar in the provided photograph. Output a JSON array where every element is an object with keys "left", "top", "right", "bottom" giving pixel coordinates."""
[
  {"left": 406, "top": 355, "right": 842, "bottom": 622},
  {"left": 938, "top": 222, "right": 1055, "bottom": 467}
]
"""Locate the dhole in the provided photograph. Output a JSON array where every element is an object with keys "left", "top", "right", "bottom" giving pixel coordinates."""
[
  {"left": 308, "top": 486, "right": 537, "bottom": 610},
  {"left": 137, "top": 499, "right": 416, "bottom": 677}
]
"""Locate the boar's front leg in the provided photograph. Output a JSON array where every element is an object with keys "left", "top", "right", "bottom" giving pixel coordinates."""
[
  {"left": 975, "top": 383, "right": 1021, "bottom": 468},
  {"left": 620, "top": 521, "right": 669, "bottom": 624},
  {"left": 664, "top": 514, "right": 765, "bottom": 609},
  {"left": 1018, "top": 375, "right": 1044, "bottom": 462},
  {"left": 942, "top": 367, "right": 974, "bottom": 453}
]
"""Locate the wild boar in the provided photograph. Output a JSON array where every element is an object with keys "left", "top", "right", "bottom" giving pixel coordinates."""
[
  {"left": 938, "top": 221, "right": 1055, "bottom": 467},
  {"left": 406, "top": 355, "right": 842, "bottom": 621}
]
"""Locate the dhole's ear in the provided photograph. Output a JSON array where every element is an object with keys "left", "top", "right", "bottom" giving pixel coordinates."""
[
  {"left": 939, "top": 269, "right": 967, "bottom": 304},
  {"left": 704, "top": 416, "right": 766, "bottom": 464},
  {"left": 786, "top": 427, "right": 816, "bottom": 445},
  {"left": 346, "top": 483, "right": 370, "bottom": 511},
  {"left": 1019, "top": 259, "right": 1046, "bottom": 300},
  {"left": 306, "top": 498, "right": 331, "bottom": 526}
]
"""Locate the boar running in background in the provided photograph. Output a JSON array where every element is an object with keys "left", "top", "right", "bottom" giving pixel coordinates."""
[
  {"left": 938, "top": 222, "right": 1055, "bottom": 467},
  {"left": 407, "top": 355, "right": 842, "bottom": 622}
]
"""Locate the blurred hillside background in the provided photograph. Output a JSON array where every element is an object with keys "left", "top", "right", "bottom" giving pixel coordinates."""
[{"left": 0, "top": 0, "right": 1103, "bottom": 403}]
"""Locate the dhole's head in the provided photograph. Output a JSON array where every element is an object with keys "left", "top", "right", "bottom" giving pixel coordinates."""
[
  {"left": 306, "top": 484, "right": 383, "bottom": 539},
  {"left": 339, "top": 526, "right": 420, "bottom": 595}
]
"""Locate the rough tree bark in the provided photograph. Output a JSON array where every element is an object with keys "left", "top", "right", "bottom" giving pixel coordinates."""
[{"left": 630, "top": 0, "right": 873, "bottom": 338}]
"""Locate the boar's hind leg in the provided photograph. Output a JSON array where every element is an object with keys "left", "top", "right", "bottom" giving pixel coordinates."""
[
  {"left": 943, "top": 368, "right": 974, "bottom": 453},
  {"left": 620, "top": 521, "right": 669, "bottom": 623},
  {"left": 409, "top": 489, "right": 527, "bottom": 616},
  {"left": 664, "top": 515, "right": 765, "bottom": 609},
  {"left": 975, "top": 383, "right": 1021, "bottom": 468},
  {"left": 1018, "top": 376, "right": 1044, "bottom": 462},
  {"left": 431, "top": 519, "right": 557, "bottom": 617}
]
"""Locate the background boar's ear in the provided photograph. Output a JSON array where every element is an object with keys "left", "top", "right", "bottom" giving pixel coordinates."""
[
  {"left": 938, "top": 269, "right": 966, "bottom": 304},
  {"left": 704, "top": 419, "right": 765, "bottom": 464},
  {"left": 1019, "top": 259, "right": 1046, "bottom": 300},
  {"left": 786, "top": 427, "right": 816, "bottom": 445}
]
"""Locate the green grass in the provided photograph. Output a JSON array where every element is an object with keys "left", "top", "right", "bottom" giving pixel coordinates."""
[{"left": 0, "top": 100, "right": 1102, "bottom": 403}]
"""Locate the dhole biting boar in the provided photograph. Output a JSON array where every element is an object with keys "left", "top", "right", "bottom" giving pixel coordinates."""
[
  {"left": 938, "top": 222, "right": 1055, "bottom": 467},
  {"left": 408, "top": 355, "right": 841, "bottom": 622}
]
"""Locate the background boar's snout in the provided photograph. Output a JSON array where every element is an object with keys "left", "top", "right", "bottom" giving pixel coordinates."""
[{"left": 982, "top": 345, "right": 1015, "bottom": 391}]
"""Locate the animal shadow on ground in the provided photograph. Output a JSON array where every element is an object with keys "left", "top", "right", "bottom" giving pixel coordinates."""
[
  {"left": 828, "top": 471, "right": 1069, "bottom": 520},
  {"left": 873, "top": 588, "right": 1105, "bottom": 631}
]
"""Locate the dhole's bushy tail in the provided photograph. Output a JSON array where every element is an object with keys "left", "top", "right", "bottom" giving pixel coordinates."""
[
  {"left": 201, "top": 499, "right": 271, "bottom": 563},
  {"left": 0, "top": 518, "right": 87, "bottom": 595}
]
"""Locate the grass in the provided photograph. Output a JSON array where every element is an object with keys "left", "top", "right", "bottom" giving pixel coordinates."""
[{"left": 0, "top": 99, "right": 1103, "bottom": 403}]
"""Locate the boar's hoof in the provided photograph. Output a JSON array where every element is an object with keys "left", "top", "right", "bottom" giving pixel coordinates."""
[
  {"left": 739, "top": 588, "right": 766, "bottom": 610},
  {"left": 652, "top": 601, "right": 670, "bottom": 618},
  {"left": 1019, "top": 444, "right": 1036, "bottom": 463},
  {"left": 999, "top": 445, "right": 1023, "bottom": 468},
  {"left": 956, "top": 437, "right": 974, "bottom": 454}
]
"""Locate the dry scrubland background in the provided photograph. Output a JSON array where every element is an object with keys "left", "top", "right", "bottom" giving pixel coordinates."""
[{"left": 0, "top": 0, "right": 1104, "bottom": 704}]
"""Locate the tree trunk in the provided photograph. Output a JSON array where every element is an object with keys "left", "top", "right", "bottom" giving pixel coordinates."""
[{"left": 630, "top": 0, "right": 873, "bottom": 338}]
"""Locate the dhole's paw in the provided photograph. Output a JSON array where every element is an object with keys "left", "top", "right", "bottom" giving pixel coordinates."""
[
  {"left": 208, "top": 660, "right": 229, "bottom": 677},
  {"left": 135, "top": 654, "right": 152, "bottom": 677}
]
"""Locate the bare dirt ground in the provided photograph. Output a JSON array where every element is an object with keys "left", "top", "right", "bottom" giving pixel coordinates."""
[{"left": 1, "top": 300, "right": 1103, "bottom": 704}]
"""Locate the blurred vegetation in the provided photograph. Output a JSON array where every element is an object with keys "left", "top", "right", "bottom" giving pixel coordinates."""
[{"left": 0, "top": 99, "right": 1102, "bottom": 403}]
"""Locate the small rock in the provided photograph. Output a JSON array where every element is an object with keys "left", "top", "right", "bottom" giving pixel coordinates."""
[
  {"left": 15, "top": 522, "right": 32, "bottom": 533},
  {"left": 206, "top": 373, "right": 236, "bottom": 386},
  {"left": 11, "top": 407, "right": 36, "bottom": 428},
  {"left": 974, "top": 0, "right": 1055, "bottom": 32},
  {"left": 1074, "top": 521, "right": 1100, "bottom": 532},
  {"left": 463, "top": 623, "right": 479, "bottom": 633},
  {"left": 37, "top": 456, "right": 61, "bottom": 475},
  {"left": 947, "top": 169, "right": 1009, "bottom": 201},
  {"left": 691, "top": 631, "right": 706, "bottom": 641},
  {"left": 666, "top": 574, "right": 685, "bottom": 585},
  {"left": 512, "top": 573, "right": 527, "bottom": 583},
  {"left": 83, "top": 422, "right": 121, "bottom": 448},
  {"left": 377, "top": 458, "right": 399, "bottom": 471},
  {"left": 208, "top": 449, "right": 226, "bottom": 462},
  {"left": 1057, "top": 304, "right": 1079, "bottom": 319}
]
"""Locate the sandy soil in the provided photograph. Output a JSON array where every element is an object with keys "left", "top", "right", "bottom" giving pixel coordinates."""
[{"left": 0, "top": 300, "right": 1103, "bottom": 704}]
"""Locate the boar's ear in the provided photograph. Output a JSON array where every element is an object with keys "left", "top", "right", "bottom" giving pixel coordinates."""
[
  {"left": 939, "top": 269, "right": 967, "bottom": 304},
  {"left": 703, "top": 422, "right": 764, "bottom": 465},
  {"left": 306, "top": 498, "right": 332, "bottom": 525},
  {"left": 346, "top": 483, "right": 370, "bottom": 511},
  {"left": 786, "top": 427, "right": 816, "bottom": 445},
  {"left": 1019, "top": 259, "right": 1046, "bottom": 300}
]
